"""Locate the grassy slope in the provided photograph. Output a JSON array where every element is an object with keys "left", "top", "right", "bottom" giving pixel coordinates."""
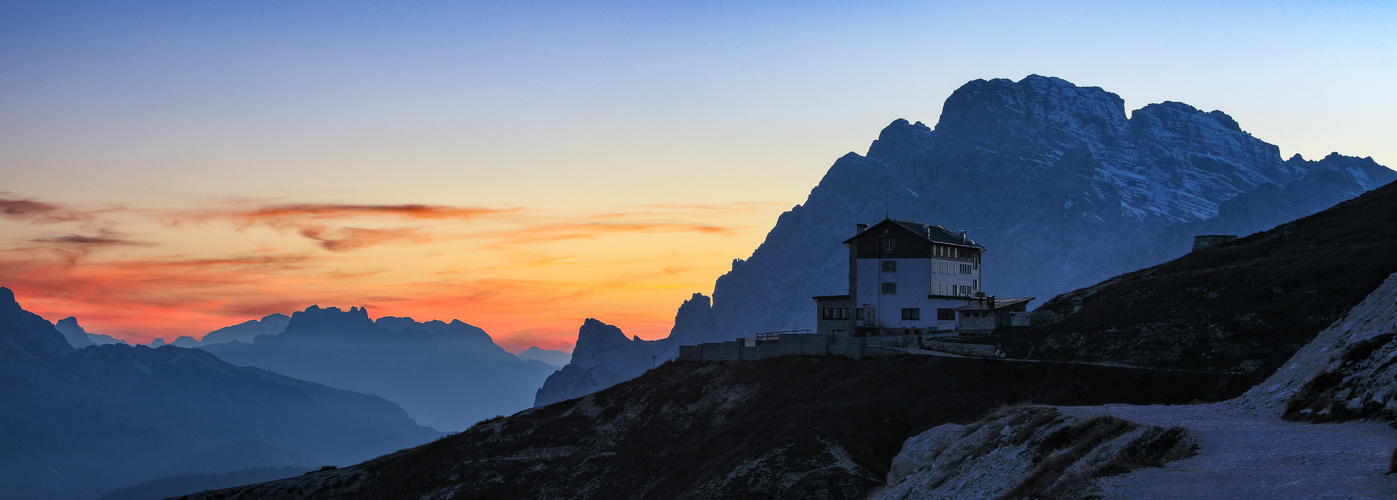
[{"left": 1004, "top": 179, "right": 1397, "bottom": 378}]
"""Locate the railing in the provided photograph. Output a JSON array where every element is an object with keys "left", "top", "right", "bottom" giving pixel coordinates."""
[{"left": 754, "top": 329, "right": 812, "bottom": 342}]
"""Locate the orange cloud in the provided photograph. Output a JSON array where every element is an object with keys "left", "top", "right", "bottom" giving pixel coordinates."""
[{"left": 499, "top": 221, "right": 742, "bottom": 244}]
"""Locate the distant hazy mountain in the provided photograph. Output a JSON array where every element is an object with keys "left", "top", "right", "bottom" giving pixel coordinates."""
[
  {"left": 537, "top": 75, "right": 1396, "bottom": 405},
  {"left": 0, "top": 287, "right": 438, "bottom": 500},
  {"left": 52, "top": 316, "right": 127, "bottom": 347},
  {"left": 200, "top": 305, "right": 558, "bottom": 431},
  {"left": 516, "top": 346, "right": 572, "bottom": 367},
  {"left": 197, "top": 312, "right": 290, "bottom": 345}
]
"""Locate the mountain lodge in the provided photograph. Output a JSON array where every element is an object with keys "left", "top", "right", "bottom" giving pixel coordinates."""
[{"left": 814, "top": 219, "right": 1031, "bottom": 337}]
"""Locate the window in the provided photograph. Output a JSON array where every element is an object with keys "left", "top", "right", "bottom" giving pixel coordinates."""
[
  {"left": 959, "top": 264, "right": 973, "bottom": 274},
  {"left": 973, "top": 257, "right": 980, "bottom": 270},
  {"left": 901, "top": 308, "right": 920, "bottom": 320},
  {"left": 937, "top": 308, "right": 956, "bottom": 321},
  {"left": 883, "top": 238, "right": 896, "bottom": 251},
  {"left": 973, "top": 279, "right": 979, "bottom": 291},
  {"left": 856, "top": 308, "right": 865, "bottom": 320},
  {"left": 820, "top": 308, "right": 849, "bottom": 320},
  {"left": 882, "top": 260, "right": 897, "bottom": 272},
  {"left": 881, "top": 282, "right": 897, "bottom": 294}
]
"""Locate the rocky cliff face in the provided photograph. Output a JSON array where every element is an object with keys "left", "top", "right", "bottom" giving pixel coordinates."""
[{"left": 538, "top": 75, "right": 1396, "bottom": 405}]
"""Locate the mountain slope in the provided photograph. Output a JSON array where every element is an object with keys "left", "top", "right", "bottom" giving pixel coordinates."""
[
  {"left": 0, "top": 288, "right": 438, "bottom": 500},
  {"left": 183, "top": 356, "right": 1248, "bottom": 500},
  {"left": 538, "top": 75, "right": 1396, "bottom": 404},
  {"left": 201, "top": 305, "right": 557, "bottom": 431},
  {"left": 1013, "top": 177, "right": 1397, "bottom": 375}
]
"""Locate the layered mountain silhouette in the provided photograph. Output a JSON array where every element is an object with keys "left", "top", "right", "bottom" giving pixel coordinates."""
[
  {"left": 188, "top": 156, "right": 1397, "bottom": 500},
  {"left": 537, "top": 75, "right": 1396, "bottom": 406},
  {"left": 0, "top": 287, "right": 438, "bottom": 500},
  {"left": 200, "top": 305, "right": 558, "bottom": 431}
]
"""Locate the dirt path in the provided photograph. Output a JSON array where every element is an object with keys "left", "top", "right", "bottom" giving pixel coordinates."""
[{"left": 1059, "top": 403, "right": 1397, "bottom": 499}]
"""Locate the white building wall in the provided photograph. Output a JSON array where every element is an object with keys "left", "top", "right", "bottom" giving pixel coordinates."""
[
  {"left": 855, "top": 258, "right": 939, "bottom": 329},
  {"left": 928, "top": 258, "right": 981, "bottom": 296}
]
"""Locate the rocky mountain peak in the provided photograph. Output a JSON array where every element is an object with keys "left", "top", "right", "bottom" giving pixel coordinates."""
[
  {"left": 283, "top": 305, "right": 376, "bottom": 337},
  {"left": 667, "top": 292, "right": 720, "bottom": 346},
  {"left": 572, "top": 318, "right": 635, "bottom": 368},
  {"left": 0, "top": 286, "right": 75, "bottom": 360},
  {"left": 935, "top": 75, "right": 1130, "bottom": 148}
]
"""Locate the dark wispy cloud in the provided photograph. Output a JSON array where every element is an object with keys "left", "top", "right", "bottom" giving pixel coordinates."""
[
  {"left": 0, "top": 197, "right": 93, "bottom": 223},
  {"left": 26, "top": 230, "right": 149, "bottom": 265},
  {"left": 236, "top": 203, "right": 515, "bottom": 221},
  {"left": 297, "top": 226, "right": 430, "bottom": 252}
]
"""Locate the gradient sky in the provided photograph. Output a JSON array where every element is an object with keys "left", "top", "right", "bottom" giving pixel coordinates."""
[{"left": 3, "top": 1, "right": 1394, "bottom": 352}]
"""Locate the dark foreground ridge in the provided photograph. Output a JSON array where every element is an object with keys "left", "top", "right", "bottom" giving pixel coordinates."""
[
  {"left": 1012, "top": 178, "right": 1397, "bottom": 378},
  {"left": 184, "top": 356, "right": 1247, "bottom": 499}
]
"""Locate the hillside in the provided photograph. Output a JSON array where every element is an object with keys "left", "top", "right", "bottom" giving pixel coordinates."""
[
  {"left": 184, "top": 356, "right": 1249, "bottom": 499},
  {"left": 1011, "top": 178, "right": 1397, "bottom": 376}
]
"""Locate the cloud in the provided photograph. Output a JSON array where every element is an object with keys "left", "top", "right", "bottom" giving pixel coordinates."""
[
  {"left": 25, "top": 230, "right": 149, "bottom": 265},
  {"left": 501, "top": 221, "right": 742, "bottom": 244},
  {"left": 0, "top": 197, "right": 92, "bottom": 223},
  {"left": 237, "top": 203, "right": 515, "bottom": 221},
  {"left": 297, "top": 226, "right": 430, "bottom": 252}
]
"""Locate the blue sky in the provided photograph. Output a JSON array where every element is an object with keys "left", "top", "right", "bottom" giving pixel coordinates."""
[{"left": 1, "top": 1, "right": 1394, "bottom": 347}]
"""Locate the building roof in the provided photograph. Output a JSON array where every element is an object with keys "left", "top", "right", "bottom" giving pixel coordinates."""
[
  {"left": 955, "top": 297, "right": 1034, "bottom": 311},
  {"left": 812, "top": 294, "right": 851, "bottom": 301},
  {"left": 843, "top": 218, "right": 986, "bottom": 250}
]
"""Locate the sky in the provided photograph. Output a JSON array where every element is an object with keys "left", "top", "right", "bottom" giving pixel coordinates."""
[{"left": 2, "top": 1, "right": 1394, "bottom": 352}]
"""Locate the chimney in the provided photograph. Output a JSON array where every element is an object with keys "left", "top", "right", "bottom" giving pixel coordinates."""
[
  {"left": 856, "top": 223, "right": 868, "bottom": 235},
  {"left": 989, "top": 296, "right": 996, "bottom": 309},
  {"left": 959, "top": 230, "right": 967, "bottom": 242}
]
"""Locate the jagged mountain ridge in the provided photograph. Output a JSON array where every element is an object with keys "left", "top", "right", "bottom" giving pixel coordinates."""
[
  {"left": 537, "top": 75, "right": 1394, "bottom": 405},
  {"left": 201, "top": 305, "right": 558, "bottom": 431},
  {"left": 0, "top": 288, "right": 438, "bottom": 500}
]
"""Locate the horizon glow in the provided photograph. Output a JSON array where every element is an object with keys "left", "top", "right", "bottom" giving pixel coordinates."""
[{"left": 3, "top": 1, "right": 1394, "bottom": 352}]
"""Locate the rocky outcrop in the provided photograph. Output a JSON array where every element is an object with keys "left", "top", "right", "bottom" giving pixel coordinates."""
[
  {"left": 874, "top": 406, "right": 1195, "bottom": 500},
  {"left": 533, "top": 318, "right": 669, "bottom": 407},
  {"left": 1237, "top": 271, "right": 1397, "bottom": 423}
]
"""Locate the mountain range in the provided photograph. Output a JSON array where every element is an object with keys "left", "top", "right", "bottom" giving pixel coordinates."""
[
  {"left": 536, "top": 74, "right": 1396, "bottom": 406},
  {"left": 0, "top": 287, "right": 438, "bottom": 500},
  {"left": 199, "top": 305, "right": 559, "bottom": 431}
]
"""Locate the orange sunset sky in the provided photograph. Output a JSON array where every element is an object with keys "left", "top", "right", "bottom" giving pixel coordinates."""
[{"left": 3, "top": 2, "right": 1394, "bottom": 352}]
